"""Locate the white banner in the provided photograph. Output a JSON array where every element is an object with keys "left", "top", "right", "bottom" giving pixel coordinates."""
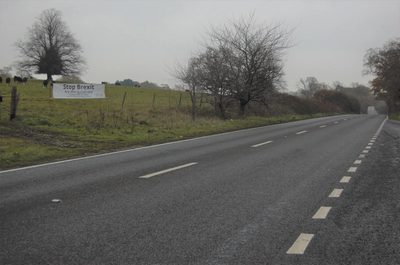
[{"left": 52, "top": 83, "right": 105, "bottom": 99}]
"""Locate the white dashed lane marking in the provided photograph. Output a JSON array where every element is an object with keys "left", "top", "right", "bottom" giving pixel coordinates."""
[
  {"left": 348, "top": 167, "right": 357, "bottom": 172},
  {"left": 362, "top": 150, "right": 369, "bottom": 153},
  {"left": 354, "top": 160, "right": 362, "bottom": 164},
  {"left": 296, "top": 130, "right": 307, "bottom": 135},
  {"left": 319, "top": 125, "right": 327, "bottom": 128},
  {"left": 312, "top": 206, "right": 332, "bottom": 219},
  {"left": 251, "top": 141, "right": 273, "bottom": 148},
  {"left": 287, "top": 233, "right": 315, "bottom": 254},
  {"left": 138, "top": 162, "right": 198, "bottom": 179},
  {"left": 329, "top": 189, "right": 343, "bottom": 198},
  {"left": 366, "top": 146, "right": 371, "bottom": 149},
  {"left": 340, "top": 176, "right": 351, "bottom": 183}
]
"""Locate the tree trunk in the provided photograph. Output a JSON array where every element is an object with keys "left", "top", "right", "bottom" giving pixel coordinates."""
[
  {"left": 191, "top": 92, "right": 196, "bottom": 122},
  {"left": 218, "top": 102, "right": 226, "bottom": 119},
  {"left": 239, "top": 99, "right": 248, "bottom": 116}
]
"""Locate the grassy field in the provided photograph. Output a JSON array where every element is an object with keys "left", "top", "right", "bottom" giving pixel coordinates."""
[{"left": 0, "top": 79, "right": 332, "bottom": 171}]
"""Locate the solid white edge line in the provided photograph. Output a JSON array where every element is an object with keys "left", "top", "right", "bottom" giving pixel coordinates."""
[
  {"left": 138, "top": 162, "right": 198, "bottom": 179},
  {"left": 312, "top": 206, "right": 332, "bottom": 219},
  {"left": 296, "top": 130, "right": 307, "bottom": 135},
  {"left": 340, "top": 176, "right": 351, "bottom": 183},
  {"left": 329, "top": 189, "right": 343, "bottom": 198},
  {"left": 287, "top": 233, "right": 314, "bottom": 254},
  {"left": 376, "top": 116, "right": 388, "bottom": 134},
  {"left": 251, "top": 141, "right": 273, "bottom": 148}
]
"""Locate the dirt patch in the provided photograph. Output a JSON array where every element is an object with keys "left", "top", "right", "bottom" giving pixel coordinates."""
[{"left": 0, "top": 126, "right": 79, "bottom": 148}]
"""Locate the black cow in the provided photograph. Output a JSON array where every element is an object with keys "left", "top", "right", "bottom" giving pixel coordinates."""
[
  {"left": 115, "top": 82, "right": 121, "bottom": 86},
  {"left": 14, "top": 76, "right": 23, "bottom": 83},
  {"left": 6, "top": 77, "right": 11, "bottom": 86},
  {"left": 22, "top": 77, "right": 28, "bottom": 84},
  {"left": 0, "top": 76, "right": 2, "bottom": 85},
  {"left": 43, "top": 80, "right": 49, "bottom": 88}
]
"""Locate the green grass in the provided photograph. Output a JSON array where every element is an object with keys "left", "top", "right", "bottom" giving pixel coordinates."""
[
  {"left": 389, "top": 113, "right": 400, "bottom": 121},
  {"left": 0, "top": 79, "right": 334, "bottom": 170}
]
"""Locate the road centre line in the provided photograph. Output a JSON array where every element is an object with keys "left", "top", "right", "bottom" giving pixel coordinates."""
[
  {"left": 362, "top": 150, "right": 369, "bottom": 153},
  {"left": 348, "top": 167, "right": 357, "bottom": 172},
  {"left": 368, "top": 143, "right": 373, "bottom": 145},
  {"left": 319, "top": 125, "right": 327, "bottom": 128},
  {"left": 312, "top": 206, "right": 332, "bottom": 219},
  {"left": 340, "top": 176, "right": 351, "bottom": 183},
  {"left": 329, "top": 189, "right": 343, "bottom": 198},
  {"left": 287, "top": 233, "right": 314, "bottom": 254},
  {"left": 296, "top": 130, "right": 307, "bottom": 135},
  {"left": 251, "top": 141, "right": 273, "bottom": 148},
  {"left": 334, "top": 121, "right": 339, "bottom": 124},
  {"left": 138, "top": 162, "right": 198, "bottom": 179},
  {"left": 354, "top": 160, "right": 362, "bottom": 164},
  {"left": 359, "top": 154, "right": 366, "bottom": 158},
  {"left": 370, "top": 140, "right": 375, "bottom": 142},
  {"left": 366, "top": 146, "right": 371, "bottom": 149}
]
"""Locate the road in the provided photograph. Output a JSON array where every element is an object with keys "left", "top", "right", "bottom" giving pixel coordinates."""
[{"left": 1, "top": 114, "right": 398, "bottom": 264}]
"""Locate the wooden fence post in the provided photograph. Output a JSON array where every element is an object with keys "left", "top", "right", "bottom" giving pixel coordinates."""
[
  {"left": 179, "top": 93, "right": 182, "bottom": 108},
  {"left": 10, "top": 86, "right": 17, "bottom": 120},
  {"left": 121, "top": 91, "right": 127, "bottom": 111},
  {"left": 0, "top": 90, "right": 2, "bottom": 121},
  {"left": 152, "top": 93, "right": 156, "bottom": 109}
]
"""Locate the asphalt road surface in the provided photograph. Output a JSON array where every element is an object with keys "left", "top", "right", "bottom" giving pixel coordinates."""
[{"left": 1, "top": 114, "right": 398, "bottom": 264}]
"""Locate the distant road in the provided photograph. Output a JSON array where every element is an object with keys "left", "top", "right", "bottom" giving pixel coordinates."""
[
  {"left": 367, "top": 105, "right": 378, "bottom": 115},
  {"left": 2, "top": 114, "right": 396, "bottom": 264}
]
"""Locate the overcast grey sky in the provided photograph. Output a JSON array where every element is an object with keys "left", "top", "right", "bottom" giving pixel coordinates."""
[{"left": 1, "top": 0, "right": 399, "bottom": 91}]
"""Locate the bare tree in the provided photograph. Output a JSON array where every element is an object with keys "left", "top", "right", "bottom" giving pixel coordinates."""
[
  {"left": 332, "top": 81, "right": 344, "bottom": 91},
  {"left": 202, "top": 12, "right": 294, "bottom": 115},
  {"left": 363, "top": 38, "right": 400, "bottom": 113},
  {"left": 170, "top": 57, "right": 204, "bottom": 121},
  {"left": 14, "top": 9, "right": 87, "bottom": 82},
  {"left": 296, "top": 77, "right": 320, "bottom": 99},
  {"left": 196, "top": 47, "right": 237, "bottom": 118},
  {"left": 0, "top": 66, "right": 13, "bottom": 78}
]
